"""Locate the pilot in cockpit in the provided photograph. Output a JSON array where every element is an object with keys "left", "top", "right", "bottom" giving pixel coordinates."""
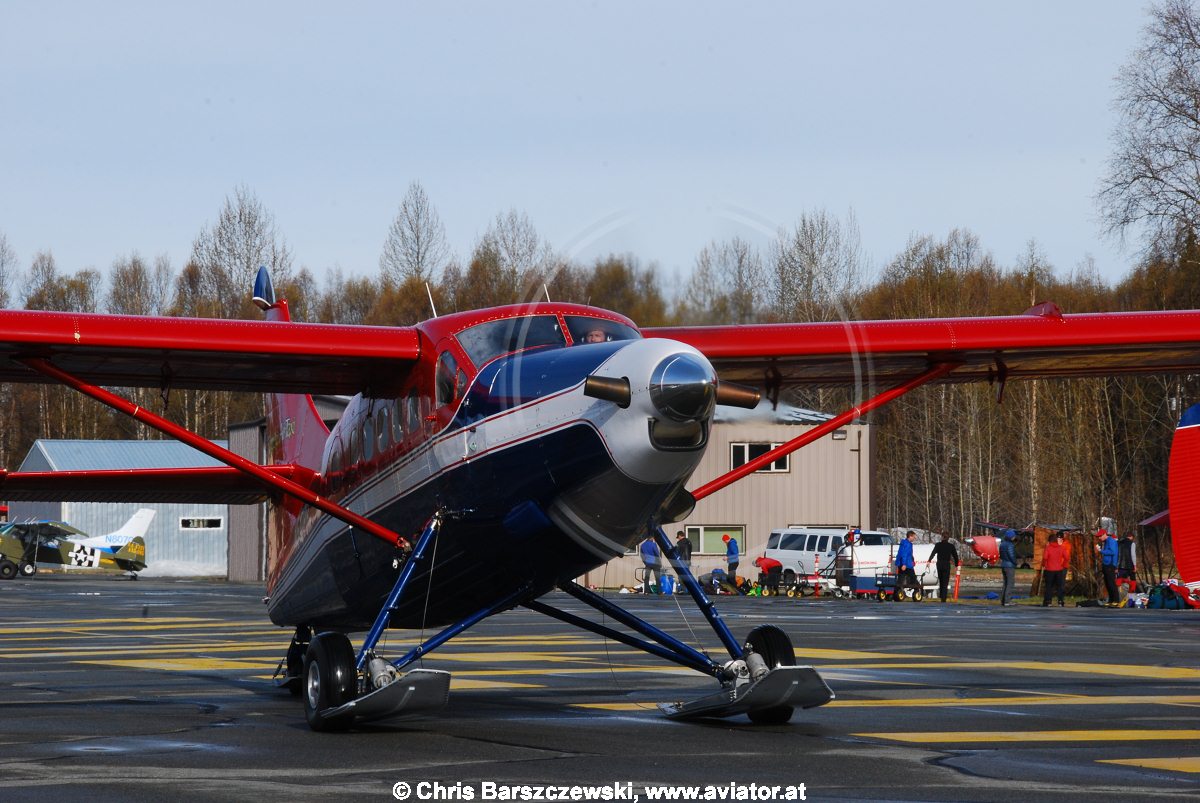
[{"left": 579, "top": 327, "right": 607, "bottom": 344}]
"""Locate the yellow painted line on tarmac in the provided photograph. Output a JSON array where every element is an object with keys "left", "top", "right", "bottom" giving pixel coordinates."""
[
  {"left": 3, "top": 642, "right": 291, "bottom": 659},
  {"left": 449, "top": 678, "right": 543, "bottom": 690},
  {"left": 824, "top": 660, "right": 1200, "bottom": 680},
  {"left": 830, "top": 694, "right": 1200, "bottom": 709},
  {"left": 77, "top": 658, "right": 272, "bottom": 671},
  {"left": 0, "top": 618, "right": 222, "bottom": 633},
  {"left": 855, "top": 730, "right": 1200, "bottom": 744},
  {"left": 572, "top": 703, "right": 658, "bottom": 711},
  {"left": 453, "top": 666, "right": 694, "bottom": 677},
  {"left": 1100, "top": 757, "right": 1200, "bottom": 773},
  {"left": 424, "top": 651, "right": 621, "bottom": 665}
]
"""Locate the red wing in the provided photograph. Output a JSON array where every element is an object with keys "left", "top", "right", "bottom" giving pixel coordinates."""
[
  {"left": 0, "top": 310, "right": 421, "bottom": 395},
  {"left": 647, "top": 307, "right": 1200, "bottom": 388},
  {"left": 0, "top": 466, "right": 311, "bottom": 504}
]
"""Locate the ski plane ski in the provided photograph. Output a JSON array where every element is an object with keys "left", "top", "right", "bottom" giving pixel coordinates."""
[
  {"left": 0, "top": 508, "right": 153, "bottom": 578},
  {"left": 2, "top": 271, "right": 1200, "bottom": 729}
]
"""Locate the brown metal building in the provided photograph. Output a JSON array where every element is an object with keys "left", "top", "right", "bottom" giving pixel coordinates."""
[{"left": 582, "top": 404, "right": 874, "bottom": 588}]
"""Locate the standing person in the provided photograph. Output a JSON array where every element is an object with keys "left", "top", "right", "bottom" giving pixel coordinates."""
[
  {"left": 722, "top": 534, "right": 739, "bottom": 582},
  {"left": 1117, "top": 532, "right": 1138, "bottom": 591},
  {"left": 1041, "top": 532, "right": 1068, "bottom": 607},
  {"left": 929, "top": 533, "right": 959, "bottom": 602},
  {"left": 1096, "top": 528, "right": 1120, "bottom": 606},
  {"left": 674, "top": 530, "right": 693, "bottom": 572},
  {"left": 999, "top": 529, "right": 1018, "bottom": 606},
  {"left": 895, "top": 531, "right": 918, "bottom": 600},
  {"left": 638, "top": 535, "right": 662, "bottom": 594}
]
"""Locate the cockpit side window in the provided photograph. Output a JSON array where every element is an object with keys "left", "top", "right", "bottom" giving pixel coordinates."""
[
  {"left": 435, "top": 351, "right": 461, "bottom": 406},
  {"left": 456, "top": 315, "right": 566, "bottom": 368},
  {"left": 565, "top": 315, "right": 640, "bottom": 345}
]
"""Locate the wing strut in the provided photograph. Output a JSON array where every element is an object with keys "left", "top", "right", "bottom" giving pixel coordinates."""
[
  {"left": 17, "top": 357, "right": 411, "bottom": 550},
  {"left": 691, "top": 362, "right": 958, "bottom": 501}
]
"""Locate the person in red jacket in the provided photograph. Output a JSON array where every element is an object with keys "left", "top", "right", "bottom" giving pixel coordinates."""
[
  {"left": 753, "top": 555, "right": 784, "bottom": 593},
  {"left": 1041, "top": 532, "right": 1069, "bottom": 607}
]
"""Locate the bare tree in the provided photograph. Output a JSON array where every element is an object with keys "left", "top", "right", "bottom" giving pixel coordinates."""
[
  {"left": 1099, "top": 0, "right": 1200, "bottom": 254},
  {"left": 190, "top": 185, "right": 292, "bottom": 317},
  {"left": 106, "top": 252, "right": 173, "bottom": 316},
  {"left": 479, "top": 209, "right": 556, "bottom": 297},
  {"left": 769, "top": 209, "right": 865, "bottom": 322},
  {"left": 0, "top": 230, "right": 16, "bottom": 308},
  {"left": 682, "top": 237, "right": 766, "bottom": 324},
  {"left": 379, "top": 181, "right": 450, "bottom": 285}
]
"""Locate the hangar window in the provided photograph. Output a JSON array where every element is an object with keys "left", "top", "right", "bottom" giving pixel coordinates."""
[
  {"left": 181, "top": 517, "right": 223, "bottom": 530},
  {"left": 685, "top": 525, "right": 745, "bottom": 555},
  {"left": 730, "top": 442, "right": 789, "bottom": 473}
]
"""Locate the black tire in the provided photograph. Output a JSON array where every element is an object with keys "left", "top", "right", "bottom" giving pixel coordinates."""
[
  {"left": 18, "top": 562, "right": 37, "bottom": 577},
  {"left": 744, "top": 624, "right": 796, "bottom": 725},
  {"left": 0, "top": 560, "right": 17, "bottom": 580},
  {"left": 912, "top": 588, "right": 924, "bottom": 602},
  {"left": 303, "top": 632, "right": 358, "bottom": 732},
  {"left": 876, "top": 589, "right": 885, "bottom": 601}
]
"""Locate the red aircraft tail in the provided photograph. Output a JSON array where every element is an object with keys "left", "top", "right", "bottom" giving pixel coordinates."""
[{"left": 1168, "top": 402, "right": 1200, "bottom": 589}]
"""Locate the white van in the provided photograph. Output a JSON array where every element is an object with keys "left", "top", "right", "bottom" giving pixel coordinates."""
[
  {"left": 765, "top": 527, "right": 937, "bottom": 591},
  {"left": 764, "top": 527, "right": 867, "bottom": 583}
]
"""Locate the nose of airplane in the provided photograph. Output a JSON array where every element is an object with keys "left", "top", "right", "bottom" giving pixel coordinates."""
[{"left": 649, "top": 353, "right": 716, "bottom": 422}]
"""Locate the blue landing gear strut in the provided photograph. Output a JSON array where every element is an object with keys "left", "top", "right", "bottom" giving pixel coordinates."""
[
  {"left": 528, "top": 524, "right": 834, "bottom": 722},
  {"left": 310, "top": 512, "right": 534, "bottom": 728}
]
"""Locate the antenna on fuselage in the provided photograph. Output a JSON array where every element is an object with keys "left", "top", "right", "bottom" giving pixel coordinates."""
[
  {"left": 543, "top": 283, "right": 551, "bottom": 302},
  {"left": 425, "top": 282, "right": 438, "bottom": 318}
]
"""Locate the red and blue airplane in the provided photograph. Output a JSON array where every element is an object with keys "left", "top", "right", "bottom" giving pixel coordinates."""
[{"left": 1, "top": 269, "right": 1199, "bottom": 730}]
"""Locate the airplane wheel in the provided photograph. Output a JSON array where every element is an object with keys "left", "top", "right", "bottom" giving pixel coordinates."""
[
  {"left": 18, "top": 562, "right": 37, "bottom": 577},
  {"left": 303, "top": 632, "right": 358, "bottom": 732},
  {"left": 0, "top": 560, "right": 17, "bottom": 580},
  {"left": 744, "top": 625, "right": 795, "bottom": 725}
]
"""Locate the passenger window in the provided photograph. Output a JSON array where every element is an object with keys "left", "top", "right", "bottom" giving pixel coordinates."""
[
  {"left": 376, "top": 406, "right": 390, "bottom": 453},
  {"left": 816, "top": 536, "right": 829, "bottom": 552},
  {"left": 767, "top": 533, "right": 780, "bottom": 549},
  {"left": 407, "top": 390, "right": 421, "bottom": 432},
  {"left": 362, "top": 416, "right": 374, "bottom": 461},
  {"left": 831, "top": 536, "right": 843, "bottom": 551},
  {"left": 805, "top": 535, "right": 819, "bottom": 551}
]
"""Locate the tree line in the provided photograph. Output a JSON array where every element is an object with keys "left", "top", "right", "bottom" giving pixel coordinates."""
[{"left": 3, "top": 0, "right": 1200, "bottom": 581}]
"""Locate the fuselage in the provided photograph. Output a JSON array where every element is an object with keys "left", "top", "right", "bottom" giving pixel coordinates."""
[{"left": 265, "top": 304, "right": 717, "bottom": 630}]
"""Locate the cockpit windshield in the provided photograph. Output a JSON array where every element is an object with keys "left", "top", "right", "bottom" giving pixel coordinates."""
[
  {"left": 565, "top": 316, "right": 641, "bottom": 346},
  {"left": 457, "top": 315, "right": 566, "bottom": 368}
]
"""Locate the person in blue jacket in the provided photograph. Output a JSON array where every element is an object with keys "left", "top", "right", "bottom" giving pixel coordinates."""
[
  {"left": 999, "top": 529, "right": 1018, "bottom": 606},
  {"left": 722, "top": 534, "right": 740, "bottom": 582},
  {"left": 895, "top": 530, "right": 918, "bottom": 600},
  {"left": 639, "top": 535, "right": 663, "bottom": 594},
  {"left": 1096, "top": 528, "right": 1120, "bottom": 607}
]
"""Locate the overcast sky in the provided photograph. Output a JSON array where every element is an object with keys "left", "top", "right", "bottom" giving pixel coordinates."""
[{"left": 0, "top": 1, "right": 1153, "bottom": 301}]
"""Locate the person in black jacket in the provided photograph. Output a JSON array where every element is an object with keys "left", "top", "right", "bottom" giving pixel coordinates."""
[{"left": 929, "top": 533, "right": 959, "bottom": 602}]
